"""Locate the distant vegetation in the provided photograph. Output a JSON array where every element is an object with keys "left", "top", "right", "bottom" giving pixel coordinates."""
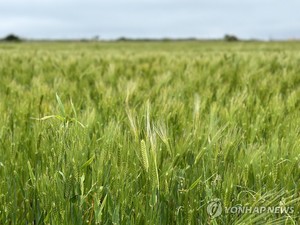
[
  {"left": 116, "top": 37, "right": 198, "bottom": 42},
  {"left": 224, "top": 34, "right": 239, "bottom": 42},
  {"left": 1, "top": 34, "right": 22, "bottom": 42},
  {"left": 0, "top": 33, "right": 264, "bottom": 43}
]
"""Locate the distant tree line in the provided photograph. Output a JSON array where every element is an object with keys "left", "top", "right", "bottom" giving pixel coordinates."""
[
  {"left": 1, "top": 34, "right": 22, "bottom": 42},
  {"left": 0, "top": 33, "right": 241, "bottom": 42},
  {"left": 224, "top": 34, "right": 239, "bottom": 42}
]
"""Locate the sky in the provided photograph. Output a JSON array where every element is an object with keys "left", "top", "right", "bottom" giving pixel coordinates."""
[{"left": 0, "top": 0, "right": 299, "bottom": 40}]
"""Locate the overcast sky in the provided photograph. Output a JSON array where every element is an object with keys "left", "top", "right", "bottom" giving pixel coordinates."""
[{"left": 0, "top": 0, "right": 299, "bottom": 40}]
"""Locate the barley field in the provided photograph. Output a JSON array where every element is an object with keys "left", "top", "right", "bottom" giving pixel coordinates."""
[{"left": 0, "top": 41, "right": 300, "bottom": 224}]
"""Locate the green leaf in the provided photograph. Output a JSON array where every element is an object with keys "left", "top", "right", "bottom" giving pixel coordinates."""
[
  {"left": 81, "top": 155, "right": 95, "bottom": 169},
  {"left": 56, "top": 93, "right": 65, "bottom": 117}
]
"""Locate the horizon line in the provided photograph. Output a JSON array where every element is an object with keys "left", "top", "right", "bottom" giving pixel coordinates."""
[{"left": 1, "top": 34, "right": 300, "bottom": 42}]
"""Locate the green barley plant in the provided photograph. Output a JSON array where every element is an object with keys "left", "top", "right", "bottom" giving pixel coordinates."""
[
  {"left": 0, "top": 41, "right": 299, "bottom": 224},
  {"left": 31, "top": 93, "right": 85, "bottom": 128},
  {"left": 140, "top": 139, "right": 149, "bottom": 173}
]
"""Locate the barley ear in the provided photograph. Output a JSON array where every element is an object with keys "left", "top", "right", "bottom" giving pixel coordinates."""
[{"left": 141, "top": 140, "right": 149, "bottom": 173}]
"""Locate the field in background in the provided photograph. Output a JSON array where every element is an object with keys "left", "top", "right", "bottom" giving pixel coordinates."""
[{"left": 0, "top": 41, "right": 300, "bottom": 224}]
